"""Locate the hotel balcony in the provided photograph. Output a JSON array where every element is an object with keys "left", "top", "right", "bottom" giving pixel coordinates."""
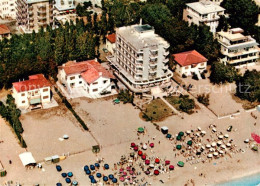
[
  {"left": 38, "top": 16, "right": 47, "bottom": 20},
  {"left": 163, "top": 51, "right": 169, "bottom": 56},
  {"left": 37, "top": 9, "right": 46, "bottom": 14},
  {"left": 38, "top": 21, "right": 47, "bottom": 26},
  {"left": 163, "top": 58, "right": 169, "bottom": 63}
]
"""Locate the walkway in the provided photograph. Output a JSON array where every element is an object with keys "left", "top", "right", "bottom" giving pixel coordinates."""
[{"left": 159, "top": 96, "right": 182, "bottom": 117}]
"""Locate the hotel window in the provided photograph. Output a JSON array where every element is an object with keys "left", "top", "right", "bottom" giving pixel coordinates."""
[
  {"left": 79, "top": 75, "right": 81, "bottom": 78},
  {"left": 43, "top": 96, "right": 49, "bottom": 99},
  {"left": 43, "top": 88, "right": 48, "bottom": 92},
  {"left": 103, "top": 80, "right": 107, "bottom": 84},
  {"left": 185, "top": 66, "right": 189, "bottom": 69},
  {"left": 22, "top": 100, "right": 25, "bottom": 103},
  {"left": 79, "top": 81, "right": 82, "bottom": 84},
  {"left": 70, "top": 76, "right": 75, "bottom": 80},
  {"left": 93, "top": 82, "right": 98, "bottom": 85},
  {"left": 93, "top": 88, "right": 98, "bottom": 92},
  {"left": 21, "top": 93, "right": 25, "bottom": 96}
]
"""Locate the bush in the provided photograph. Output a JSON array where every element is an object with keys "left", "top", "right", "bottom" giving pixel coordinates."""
[
  {"left": 118, "top": 90, "right": 134, "bottom": 104},
  {"left": 179, "top": 95, "right": 195, "bottom": 113},
  {"left": 197, "top": 94, "right": 210, "bottom": 106}
]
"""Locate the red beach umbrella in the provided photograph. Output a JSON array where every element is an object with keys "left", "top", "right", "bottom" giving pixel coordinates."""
[
  {"left": 165, "top": 160, "right": 170, "bottom": 165},
  {"left": 142, "top": 155, "right": 146, "bottom": 160},
  {"left": 138, "top": 150, "right": 143, "bottom": 156},
  {"left": 126, "top": 167, "right": 131, "bottom": 171},
  {"left": 145, "top": 160, "right": 150, "bottom": 165},
  {"left": 131, "top": 143, "right": 136, "bottom": 148},
  {"left": 123, "top": 172, "right": 127, "bottom": 176},
  {"left": 149, "top": 143, "right": 154, "bottom": 148},
  {"left": 154, "top": 170, "right": 160, "bottom": 175},
  {"left": 145, "top": 170, "right": 150, "bottom": 175},
  {"left": 169, "top": 165, "right": 174, "bottom": 170},
  {"left": 155, "top": 158, "right": 160, "bottom": 164},
  {"left": 120, "top": 177, "right": 125, "bottom": 182},
  {"left": 134, "top": 146, "right": 138, "bottom": 151},
  {"left": 129, "top": 170, "right": 134, "bottom": 175},
  {"left": 119, "top": 168, "right": 124, "bottom": 173},
  {"left": 251, "top": 133, "right": 260, "bottom": 144},
  {"left": 127, "top": 176, "right": 130, "bottom": 180}
]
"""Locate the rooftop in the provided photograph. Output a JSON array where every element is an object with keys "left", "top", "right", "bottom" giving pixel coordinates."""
[
  {"left": 106, "top": 33, "right": 116, "bottom": 43},
  {"left": 0, "top": 24, "right": 10, "bottom": 35},
  {"left": 173, "top": 50, "right": 208, "bottom": 67},
  {"left": 117, "top": 24, "right": 169, "bottom": 50},
  {"left": 186, "top": 1, "right": 225, "bottom": 14},
  {"left": 217, "top": 28, "right": 248, "bottom": 41},
  {"left": 12, "top": 74, "right": 52, "bottom": 93},
  {"left": 61, "top": 60, "right": 115, "bottom": 84},
  {"left": 26, "top": 0, "right": 50, "bottom": 4}
]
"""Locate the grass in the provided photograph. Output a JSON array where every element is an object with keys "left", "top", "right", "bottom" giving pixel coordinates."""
[
  {"left": 165, "top": 96, "right": 181, "bottom": 111},
  {"left": 142, "top": 98, "right": 174, "bottom": 122}
]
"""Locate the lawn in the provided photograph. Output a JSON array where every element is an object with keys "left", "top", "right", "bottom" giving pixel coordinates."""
[
  {"left": 142, "top": 98, "right": 174, "bottom": 121},
  {"left": 165, "top": 96, "right": 181, "bottom": 110}
]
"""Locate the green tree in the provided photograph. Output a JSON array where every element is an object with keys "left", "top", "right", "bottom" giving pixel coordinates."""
[
  {"left": 197, "top": 94, "right": 210, "bottom": 106},
  {"left": 118, "top": 90, "right": 134, "bottom": 104},
  {"left": 179, "top": 95, "right": 195, "bottom": 113}
]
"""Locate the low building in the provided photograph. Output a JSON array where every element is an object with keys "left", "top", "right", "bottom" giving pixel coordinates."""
[
  {"left": 12, "top": 74, "right": 52, "bottom": 110},
  {"left": 75, "top": 0, "right": 101, "bottom": 7},
  {"left": 183, "top": 1, "right": 225, "bottom": 33},
  {"left": 54, "top": 0, "right": 76, "bottom": 15},
  {"left": 57, "top": 60, "right": 116, "bottom": 99},
  {"left": 0, "top": 24, "right": 11, "bottom": 40},
  {"left": 172, "top": 50, "right": 208, "bottom": 79},
  {"left": 200, "top": 0, "right": 223, "bottom": 5},
  {"left": 0, "top": 0, "right": 16, "bottom": 19},
  {"left": 105, "top": 33, "right": 116, "bottom": 54},
  {"left": 216, "top": 28, "right": 260, "bottom": 68}
]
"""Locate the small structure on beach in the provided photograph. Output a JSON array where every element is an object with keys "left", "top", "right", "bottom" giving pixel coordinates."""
[{"left": 19, "top": 152, "right": 36, "bottom": 167}]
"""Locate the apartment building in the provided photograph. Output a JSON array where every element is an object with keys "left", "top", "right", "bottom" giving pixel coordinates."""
[
  {"left": 12, "top": 74, "right": 52, "bottom": 110},
  {"left": 16, "top": 0, "right": 54, "bottom": 33},
  {"left": 107, "top": 24, "right": 173, "bottom": 93},
  {"left": 57, "top": 60, "right": 115, "bottom": 99},
  {"left": 216, "top": 28, "right": 259, "bottom": 68},
  {"left": 183, "top": 1, "right": 225, "bottom": 33},
  {"left": 0, "top": 0, "right": 16, "bottom": 19},
  {"left": 54, "top": 0, "right": 75, "bottom": 14}
]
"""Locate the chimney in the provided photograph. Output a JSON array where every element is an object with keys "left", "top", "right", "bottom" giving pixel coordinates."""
[
  {"left": 140, "top": 18, "right": 142, "bottom": 25},
  {"left": 99, "top": 72, "right": 102, "bottom": 76}
]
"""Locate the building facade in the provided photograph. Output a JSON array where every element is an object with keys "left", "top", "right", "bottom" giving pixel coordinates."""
[
  {"left": 172, "top": 50, "right": 208, "bottom": 79},
  {"left": 0, "top": 0, "right": 16, "bottom": 19},
  {"left": 12, "top": 74, "right": 52, "bottom": 109},
  {"left": 57, "top": 60, "right": 115, "bottom": 98},
  {"left": 107, "top": 24, "right": 173, "bottom": 93},
  {"left": 54, "top": 0, "right": 75, "bottom": 14},
  {"left": 183, "top": 1, "right": 225, "bottom": 33},
  {"left": 216, "top": 28, "right": 259, "bottom": 68},
  {"left": 16, "top": 0, "right": 54, "bottom": 33},
  {"left": 106, "top": 33, "right": 116, "bottom": 54}
]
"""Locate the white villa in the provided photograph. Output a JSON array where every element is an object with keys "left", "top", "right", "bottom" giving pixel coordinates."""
[
  {"left": 105, "top": 33, "right": 116, "bottom": 54},
  {"left": 172, "top": 50, "right": 208, "bottom": 79},
  {"left": 183, "top": 1, "right": 225, "bottom": 33},
  {"left": 216, "top": 28, "right": 259, "bottom": 68},
  {"left": 57, "top": 60, "right": 116, "bottom": 99},
  {"left": 12, "top": 74, "right": 52, "bottom": 110}
]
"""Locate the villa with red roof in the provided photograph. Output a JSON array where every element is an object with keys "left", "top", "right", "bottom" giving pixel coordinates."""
[
  {"left": 12, "top": 74, "right": 52, "bottom": 109},
  {"left": 57, "top": 59, "right": 116, "bottom": 99},
  {"left": 0, "top": 24, "right": 11, "bottom": 40},
  {"left": 172, "top": 50, "right": 208, "bottom": 79},
  {"left": 105, "top": 33, "right": 116, "bottom": 54}
]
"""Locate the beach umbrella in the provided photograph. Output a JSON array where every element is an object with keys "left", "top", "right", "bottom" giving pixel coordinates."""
[
  {"left": 126, "top": 176, "right": 131, "bottom": 180},
  {"left": 177, "top": 161, "right": 184, "bottom": 167},
  {"left": 149, "top": 143, "right": 154, "bottom": 148},
  {"left": 201, "top": 131, "right": 206, "bottom": 136},
  {"left": 187, "top": 140, "right": 192, "bottom": 146},
  {"left": 161, "top": 126, "right": 169, "bottom": 134},
  {"left": 90, "top": 165, "right": 95, "bottom": 170},
  {"left": 207, "top": 154, "right": 213, "bottom": 158},
  {"left": 96, "top": 173, "right": 102, "bottom": 178},
  {"left": 176, "top": 136, "right": 182, "bottom": 141},
  {"left": 251, "top": 133, "right": 260, "bottom": 144},
  {"left": 154, "top": 170, "right": 160, "bottom": 175},
  {"left": 221, "top": 145, "right": 226, "bottom": 149},
  {"left": 132, "top": 174, "right": 137, "bottom": 178},
  {"left": 56, "top": 183, "right": 62, "bottom": 186},
  {"left": 218, "top": 135, "right": 223, "bottom": 139},
  {"left": 138, "top": 127, "right": 144, "bottom": 133},
  {"left": 166, "top": 134, "right": 172, "bottom": 138},
  {"left": 129, "top": 170, "right": 134, "bottom": 175},
  {"left": 165, "top": 160, "right": 170, "bottom": 165},
  {"left": 145, "top": 160, "right": 150, "bottom": 165},
  {"left": 84, "top": 165, "right": 89, "bottom": 172},
  {"left": 211, "top": 142, "right": 216, "bottom": 147},
  {"left": 217, "top": 141, "right": 222, "bottom": 146},
  {"left": 213, "top": 152, "right": 219, "bottom": 156},
  {"left": 196, "top": 133, "right": 200, "bottom": 137},
  {"left": 197, "top": 127, "right": 201, "bottom": 131},
  {"left": 138, "top": 150, "right": 143, "bottom": 156},
  {"left": 72, "top": 181, "right": 78, "bottom": 186},
  {"left": 244, "top": 139, "right": 249, "bottom": 143},
  {"left": 65, "top": 178, "right": 71, "bottom": 184},
  {"left": 130, "top": 152, "right": 135, "bottom": 157},
  {"left": 95, "top": 163, "right": 100, "bottom": 168},
  {"left": 67, "top": 172, "right": 73, "bottom": 177},
  {"left": 56, "top": 165, "right": 62, "bottom": 172},
  {"left": 126, "top": 167, "right": 131, "bottom": 171},
  {"left": 61, "top": 173, "right": 67, "bottom": 178},
  {"left": 155, "top": 158, "right": 160, "bottom": 164},
  {"left": 142, "top": 155, "right": 146, "bottom": 160},
  {"left": 104, "top": 164, "right": 109, "bottom": 169},
  {"left": 145, "top": 170, "right": 150, "bottom": 175},
  {"left": 134, "top": 146, "right": 138, "bottom": 151},
  {"left": 149, "top": 164, "right": 154, "bottom": 168},
  {"left": 63, "top": 135, "right": 69, "bottom": 139},
  {"left": 85, "top": 170, "right": 91, "bottom": 175},
  {"left": 209, "top": 148, "right": 215, "bottom": 152},
  {"left": 186, "top": 130, "right": 191, "bottom": 135},
  {"left": 176, "top": 145, "right": 182, "bottom": 150},
  {"left": 120, "top": 177, "right": 125, "bottom": 182},
  {"left": 91, "top": 179, "right": 96, "bottom": 184},
  {"left": 212, "top": 128, "right": 217, "bottom": 132},
  {"left": 131, "top": 143, "right": 136, "bottom": 148},
  {"left": 206, "top": 144, "right": 211, "bottom": 148},
  {"left": 142, "top": 144, "right": 147, "bottom": 150},
  {"left": 103, "top": 176, "right": 108, "bottom": 182},
  {"left": 252, "top": 146, "right": 258, "bottom": 151},
  {"left": 178, "top": 132, "right": 184, "bottom": 136},
  {"left": 224, "top": 134, "right": 229, "bottom": 138},
  {"left": 89, "top": 175, "right": 94, "bottom": 180},
  {"left": 119, "top": 168, "right": 124, "bottom": 173},
  {"left": 112, "top": 178, "right": 118, "bottom": 183},
  {"left": 219, "top": 150, "right": 224, "bottom": 154},
  {"left": 109, "top": 174, "right": 114, "bottom": 179},
  {"left": 169, "top": 165, "right": 174, "bottom": 170},
  {"left": 226, "top": 143, "right": 231, "bottom": 147}
]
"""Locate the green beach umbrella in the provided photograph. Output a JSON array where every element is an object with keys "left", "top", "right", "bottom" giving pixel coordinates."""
[
  {"left": 187, "top": 140, "right": 192, "bottom": 146},
  {"left": 176, "top": 135, "right": 181, "bottom": 141},
  {"left": 177, "top": 161, "right": 184, "bottom": 167},
  {"left": 138, "top": 127, "right": 144, "bottom": 133},
  {"left": 114, "top": 99, "right": 120, "bottom": 103},
  {"left": 176, "top": 145, "right": 182, "bottom": 150},
  {"left": 178, "top": 132, "right": 184, "bottom": 136}
]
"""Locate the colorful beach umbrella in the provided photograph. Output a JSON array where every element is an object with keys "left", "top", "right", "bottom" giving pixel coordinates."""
[
  {"left": 89, "top": 175, "right": 94, "bottom": 180},
  {"left": 155, "top": 158, "right": 160, "bottom": 164},
  {"left": 177, "top": 161, "right": 184, "bottom": 167},
  {"left": 165, "top": 160, "right": 170, "bottom": 165},
  {"left": 176, "top": 145, "right": 182, "bottom": 150},
  {"left": 61, "top": 173, "right": 67, "bottom": 178},
  {"left": 90, "top": 165, "right": 95, "bottom": 170},
  {"left": 84, "top": 165, "right": 89, "bottom": 172},
  {"left": 176, "top": 136, "right": 182, "bottom": 141},
  {"left": 251, "top": 133, "right": 260, "bottom": 144},
  {"left": 169, "top": 165, "right": 174, "bottom": 170},
  {"left": 178, "top": 132, "right": 184, "bottom": 136},
  {"left": 138, "top": 150, "right": 143, "bottom": 156},
  {"left": 134, "top": 146, "right": 138, "bottom": 151},
  {"left": 142, "top": 155, "right": 146, "bottom": 160},
  {"left": 104, "top": 164, "right": 109, "bottom": 169},
  {"left": 112, "top": 178, "right": 118, "bottom": 183},
  {"left": 95, "top": 163, "right": 100, "bottom": 168},
  {"left": 85, "top": 170, "right": 91, "bottom": 175},
  {"left": 187, "top": 140, "right": 192, "bottom": 146},
  {"left": 65, "top": 178, "right": 71, "bottom": 183},
  {"left": 145, "top": 159, "right": 150, "bottom": 165},
  {"left": 138, "top": 127, "right": 144, "bottom": 133},
  {"left": 67, "top": 172, "right": 73, "bottom": 177},
  {"left": 103, "top": 176, "right": 108, "bottom": 182},
  {"left": 109, "top": 174, "right": 114, "bottom": 179},
  {"left": 131, "top": 143, "right": 136, "bottom": 148},
  {"left": 149, "top": 143, "right": 154, "bottom": 148},
  {"left": 154, "top": 170, "right": 160, "bottom": 175},
  {"left": 96, "top": 173, "right": 102, "bottom": 178},
  {"left": 120, "top": 177, "right": 125, "bottom": 182}
]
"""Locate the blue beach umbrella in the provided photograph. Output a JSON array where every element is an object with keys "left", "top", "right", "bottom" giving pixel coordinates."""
[
  {"left": 91, "top": 179, "right": 97, "bottom": 183},
  {"left": 112, "top": 178, "right": 118, "bottom": 183},
  {"left": 61, "top": 173, "right": 67, "bottom": 178},
  {"left": 90, "top": 164, "right": 95, "bottom": 170},
  {"left": 95, "top": 163, "right": 100, "bottom": 168},
  {"left": 65, "top": 178, "right": 71, "bottom": 183},
  {"left": 104, "top": 164, "right": 109, "bottom": 169},
  {"left": 67, "top": 172, "right": 73, "bottom": 177},
  {"left": 56, "top": 183, "right": 62, "bottom": 186},
  {"left": 89, "top": 175, "right": 94, "bottom": 180},
  {"left": 84, "top": 165, "right": 89, "bottom": 171},
  {"left": 96, "top": 173, "right": 102, "bottom": 178},
  {"left": 103, "top": 176, "right": 108, "bottom": 182},
  {"left": 108, "top": 174, "right": 114, "bottom": 179},
  {"left": 85, "top": 170, "right": 91, "bottom": 175}
]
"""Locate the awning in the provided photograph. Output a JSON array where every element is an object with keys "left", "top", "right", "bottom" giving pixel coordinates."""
[{"left": 19, "top": 152, "right": 36, "bottom": 167}]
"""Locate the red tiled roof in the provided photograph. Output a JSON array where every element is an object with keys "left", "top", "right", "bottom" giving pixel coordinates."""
[
  {"left": 62, "top": 60, "right": 115, "bottom": 84},
  {"left": 0, "top": 24, "right": 10, "bottom": 35},
  {"left": 12, "top": 74, "right": 51, "bottom": 93},
  {"left": 172, "top": 50, "right": 207, "bottom": 67},
  {"left": 106, "top": 33, "right": 116, "bottom": 43}
]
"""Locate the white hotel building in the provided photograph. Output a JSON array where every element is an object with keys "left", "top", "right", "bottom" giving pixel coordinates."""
[
  {"left": 216, "top": 28, "right": 259, "bottom": 68},
  {"left": 0, "top": 0, "right": 16, "bottom": 19},
  {"left": 183, "top": 1, "right": 225, "bottom": 33},
  {"left": 107, "top": 24, "right": 173, "bottom": 93}
]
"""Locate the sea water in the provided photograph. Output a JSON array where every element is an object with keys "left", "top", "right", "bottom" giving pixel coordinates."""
[{"left": 217, "top": 173, "right": 260, "bottom": 186}]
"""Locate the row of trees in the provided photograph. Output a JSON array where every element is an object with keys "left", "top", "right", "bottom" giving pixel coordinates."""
[{"left": 0, "top": 95, "right": 27, "bottom": 148}]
